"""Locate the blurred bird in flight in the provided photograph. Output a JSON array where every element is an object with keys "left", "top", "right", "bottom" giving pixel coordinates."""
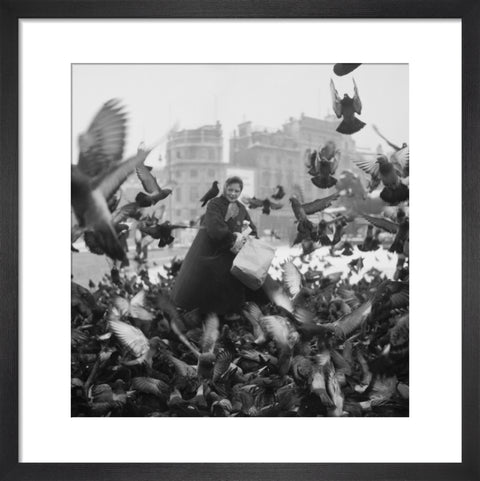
[{"left": 71, "top": 99, "right": 151, "bottom": 261}]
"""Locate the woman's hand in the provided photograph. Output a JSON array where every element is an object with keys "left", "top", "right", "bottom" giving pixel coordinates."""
[{"left": 230, "top": 232, "right": 247, "bottom": 254}]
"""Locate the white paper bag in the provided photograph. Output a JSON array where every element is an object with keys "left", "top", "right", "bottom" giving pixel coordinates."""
[{"left": 231, "top": 237, "right": 276, "bottom": 290}]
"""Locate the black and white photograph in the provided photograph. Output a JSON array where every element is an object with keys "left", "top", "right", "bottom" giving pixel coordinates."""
[{"left": 71, "top": 63, "right": 409, "bottom": 418}]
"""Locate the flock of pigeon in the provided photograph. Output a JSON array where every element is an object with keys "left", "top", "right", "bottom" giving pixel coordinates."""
[{"left": 71, "top": 63, "right": 409, "bottom": 417}]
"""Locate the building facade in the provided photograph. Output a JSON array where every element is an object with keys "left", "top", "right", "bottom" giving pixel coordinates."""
[
  {"left": 163, "top": 122, "right": 228, "bottom": 223},
  {"left": 229, "top": 114, "right": 359, "bottom": 239},
  {"left": 157, "top": 114, "right": 372, "bottom": 239}
]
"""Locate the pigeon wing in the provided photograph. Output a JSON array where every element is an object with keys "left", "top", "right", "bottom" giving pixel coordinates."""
[
  {"left": 131, "top": 377, "right": 170, "bottom": 399},
  {"left": 136, "top": 163, "right": 161, "bottom": 194},
  {"left": 112, "top": 202, "right": 141, "bottom": 223},
  {"left": 244, "top": 197, "right": 264, "bottom": 208},
  {"left": 353, "top": 157, "right": 380, "bottom": 177},
  {"left": 269, "top": 201, "right": 283, "bottom": 210},
  {"left": 112, "top": 297, "right": 130, "bottom": 317},
  {"left": 97, "top": 148, "right": 150, "bottom": 201},
  {"left": 391, "top": 145, "right": 409, "bottom": 175},
  {"left": 201, "top": 313, "right": 220, "bottom": 353},
  {"left": 129, "top": 290, "right": 155, "bottom": 321},
  {"left": 352, "top": 78, "right": 362, "bottom": 114},
  {"left": 260, "top": 315, "right": 289, "bottom": 347},
  {"left": 301, "top": 193, "right": 340, "bottom": 215},
  {"left": 330, "top": 79, "right": 342, "bottom": 118},
  {"left": 212, "top": 349, "right": 234, "bottom": 382},
  {"left": 283, "top": 261, "right": 303, "bottom": 298},
  {"left": 78, "top": 99, "right": 128, "bottom": 179},
  {"left": 109, "top": 318, "right": 149, "bottom": 359},
  {"left": 362, "top": 214, "right": 399, "bottom": 234},
  {"left": 331, "top": 151, "right": 340, "bottom": 174},
  {"left": 242, "top": 302, "right": 266, "bottom": 343},
  {"left": 329, "top": 300, "right": 372, "bottom": 339}
]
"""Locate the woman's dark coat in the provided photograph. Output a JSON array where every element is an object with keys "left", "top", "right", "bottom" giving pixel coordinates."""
[{"left": 171, "top": 195, "right": 259, "bottom": 315}]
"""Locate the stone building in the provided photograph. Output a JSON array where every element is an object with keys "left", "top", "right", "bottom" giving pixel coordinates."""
[
  {"left": 229, "top": 114, "right": 359, "bottom": 240},
  {"left": 162, "top": 122, "right": 227, "bottom": 224},
  {"left": 154, "top": 114, "right": 372, "bottom": 241}
]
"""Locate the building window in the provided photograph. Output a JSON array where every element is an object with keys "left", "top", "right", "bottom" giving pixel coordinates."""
[
  {"left": 207, "top": 169, "right": 215, "bottom": 178},
  {"left": 175, "top": 187, "right": 182, "bottom": 202},
  {"left": 190, "top": 169, "right": 198, "bottom": 178},
  {"left": 175, "top": 170, "right": 182, "bottom": 178},
  {"left": 190, "top": 209, "right": 197, "bottom": 218},
  {"left": 190, "top": 186, "right": 199, "bottom": 202},
  {"left": 176, "top": 150, "right": 182, "bottom": 159},
  {"left": 175, "top": 209, "right": 182, "bottom": 217}
]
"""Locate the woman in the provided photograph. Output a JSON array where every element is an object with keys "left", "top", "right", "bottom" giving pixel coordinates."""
[{"left": 171, "top": 176, "right": 260, "bottom": 316}]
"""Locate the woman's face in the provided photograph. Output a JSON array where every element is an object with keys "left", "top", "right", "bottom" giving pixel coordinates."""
[{"left": 224, "top": 182, "right": 242, "bottom": 202}]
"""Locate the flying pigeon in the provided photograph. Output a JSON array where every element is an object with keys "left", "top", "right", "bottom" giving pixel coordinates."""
[
  {"left": 333, "top": 63, "right": 362, "bottom": 76},
  {"left": 330, "top": 78, "right": 366, "bottom": 135},
  {"left": 72, "top": 99, "right": 150, "bottom": 261},
  {"left": 135, "top": 164, "right": 173, "bottom": 207}
]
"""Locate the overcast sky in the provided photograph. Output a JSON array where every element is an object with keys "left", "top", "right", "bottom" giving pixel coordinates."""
[{"left": 72, "top": 63, "right": 408, "bottom": 168}]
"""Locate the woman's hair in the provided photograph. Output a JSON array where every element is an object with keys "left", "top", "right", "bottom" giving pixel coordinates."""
[{"left": 224, "top": 176, "right": 243, "bottom": 190}]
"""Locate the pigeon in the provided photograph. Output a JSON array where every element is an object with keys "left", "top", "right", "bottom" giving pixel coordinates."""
[
  {"left": 376, "top": 154, "right": 409, "bottom": 204},
  {"left": 372, "top": 125, "right": 408, "bottom": 159},
  {"left": 139, "top": 220, "right": 189, "bottom": 247},
  {"left": 310, "top": 353, "right": 335, "bottom": 407},
  {"left": 338, "top": 241, "right": 354, "bottom": 256},
  {"left": 300, "top": 193, "right": 340, "bottom": 215},
  {"left": 200, "top": 181, "right": 220, "bottom": 207},
  {"left": 271, "top": 185, "right": 285, "bottom": 200},
  {"left": 72, "top": 99, "right": 150, "bottom": 261},
  {"left": 325, "top": 360, "right": 344, "bottom": 416},
  {"left": 289, "top": 197, "right": 309, "bottom": 223},
  {"left": 354, "top": 152, "right": 409, "bottom": 204},
  {"left": 131, "top": 376, "right": 170, "bottom": 402},
  {"left": 330, "top": 78, "right": 366, "bottom": 135},
  {"left": 307, "top": 143, "right": 341, "bottom": 189},
  {"left": 258, "top": 315, "right": 298, "bottom": 376},
  {"left": 357, "top": 225, "right": 381, "bottom": 252},
  {"left": 135, "top": 163, "right": 173, "bottom": 207},
  {"left": 242, "top": 197, "right": 283, "bottom": 215},
  {"left": 112, "top": 290, "right": 155, "bottom": 322},
  {"left": 242, "top": 302, "right": 267, "bottom": 344},
  {"left": 362, "top": 211, "right": 409, "bottom": 254},
  {"left": 333, "top": 63, "right": 362, "bottom": 76},
  {"left": 107, "top": 309, "right": 164, "bottom": 367},
  {"left": 197, "top": 313, "right": 220, "bottom": 379}
]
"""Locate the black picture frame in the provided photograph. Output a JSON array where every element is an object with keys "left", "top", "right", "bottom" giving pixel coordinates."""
[{"left": 1, "top": 1, "right": 478, "bottom": 480}]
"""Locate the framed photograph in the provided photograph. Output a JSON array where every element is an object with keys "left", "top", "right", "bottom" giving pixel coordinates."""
[{"left": 1, "top": 1, "right": 478, "bottom": 480}]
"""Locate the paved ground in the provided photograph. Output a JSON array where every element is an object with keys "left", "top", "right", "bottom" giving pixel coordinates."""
[
  {"left": 71, "top": 244, "right": 190, "bottom": 287},
  {"left": 72, "top": 238, "right": 397, "bottom": 288}
]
